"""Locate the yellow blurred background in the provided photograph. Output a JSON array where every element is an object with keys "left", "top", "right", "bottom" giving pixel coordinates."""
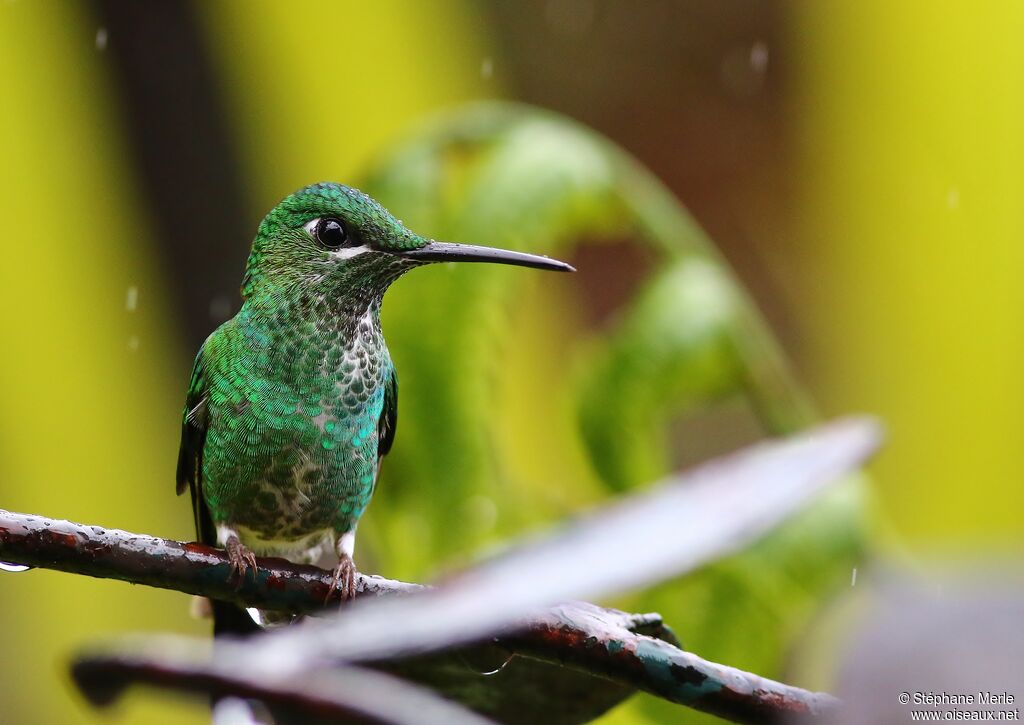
[{"left": 0, "top": 1, "right": 1020, "bottom": 723}]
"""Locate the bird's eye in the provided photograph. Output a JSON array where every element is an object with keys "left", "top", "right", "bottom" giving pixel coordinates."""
[{"left": 311, "top": 217, "right": 349, "bottom": 249}]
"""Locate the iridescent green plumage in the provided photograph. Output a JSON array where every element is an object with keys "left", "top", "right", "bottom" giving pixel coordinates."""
[{"left": 175, "top": 182, "right": 571, "bottom": 633}]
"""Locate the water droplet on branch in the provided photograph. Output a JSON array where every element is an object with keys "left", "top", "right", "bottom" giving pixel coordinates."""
[{"left": 0, "top": 562, "right": 32, "bottom": 573}]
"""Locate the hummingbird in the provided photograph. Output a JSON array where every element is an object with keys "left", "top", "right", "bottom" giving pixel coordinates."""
[{"left": 176, "top": 182, "right": 573, "bottom": 634}]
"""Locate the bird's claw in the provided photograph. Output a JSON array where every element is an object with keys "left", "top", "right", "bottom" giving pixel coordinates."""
[
  {"left": 326, "top": 555, "right": 357, "bottom": 605},
  {"left": 226, "top": 536, "right": 258, "bottom": 588}
]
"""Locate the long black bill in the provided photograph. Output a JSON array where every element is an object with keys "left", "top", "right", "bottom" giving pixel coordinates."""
[{"left": 401, "top": 241, "right": 575, "bottom": 272}]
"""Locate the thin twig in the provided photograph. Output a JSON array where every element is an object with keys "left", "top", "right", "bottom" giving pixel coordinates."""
[{"left": 73, "top": 651, "right": 497, "bottom": 725}]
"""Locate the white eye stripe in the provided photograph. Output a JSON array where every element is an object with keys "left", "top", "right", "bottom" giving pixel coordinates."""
[
  {"left": 303, "top": 218, "right": 319, "bottom": 235},
  {"left": 331, "top": 244, "right": 369, "bottom": 259}
]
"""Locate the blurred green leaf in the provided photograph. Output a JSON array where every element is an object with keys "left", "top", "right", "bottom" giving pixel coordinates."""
[{"left": 354, "top": 102, "right": 869, "bottom": 722}]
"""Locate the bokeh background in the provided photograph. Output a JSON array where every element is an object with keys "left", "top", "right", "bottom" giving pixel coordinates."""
[{"left": 1, "top": 2, "right": 1021, "bottom": 723}]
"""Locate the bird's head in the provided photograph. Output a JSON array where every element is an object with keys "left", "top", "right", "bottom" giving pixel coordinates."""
[{"left": 241, "top": 182, "right": 573, "bottom": 304}]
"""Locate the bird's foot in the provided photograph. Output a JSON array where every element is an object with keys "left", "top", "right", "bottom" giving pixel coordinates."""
[
  {"left": 326, "top": 555, "right": 357, "bottom": 604},
  {"left": 225, "top": 535, "right": 258, "bottom": 588}
]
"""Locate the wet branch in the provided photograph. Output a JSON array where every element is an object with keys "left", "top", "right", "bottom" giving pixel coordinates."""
[
  {"left": 0, "top": 508, "right": 418, "bottom": 610},
  {"left": 0, "top": 508, "right": 838, "bottom": 723}
]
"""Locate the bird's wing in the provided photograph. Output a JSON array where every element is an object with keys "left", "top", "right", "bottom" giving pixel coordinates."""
[
  {"left": 175, "top": 346, "right": 216, "bottom": 545},
  {"left": 176, "top": 345, "right": 259, "bottom": 636},
  {"left": 377, "top": 367, "right": 398, "bottom": 459}
]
